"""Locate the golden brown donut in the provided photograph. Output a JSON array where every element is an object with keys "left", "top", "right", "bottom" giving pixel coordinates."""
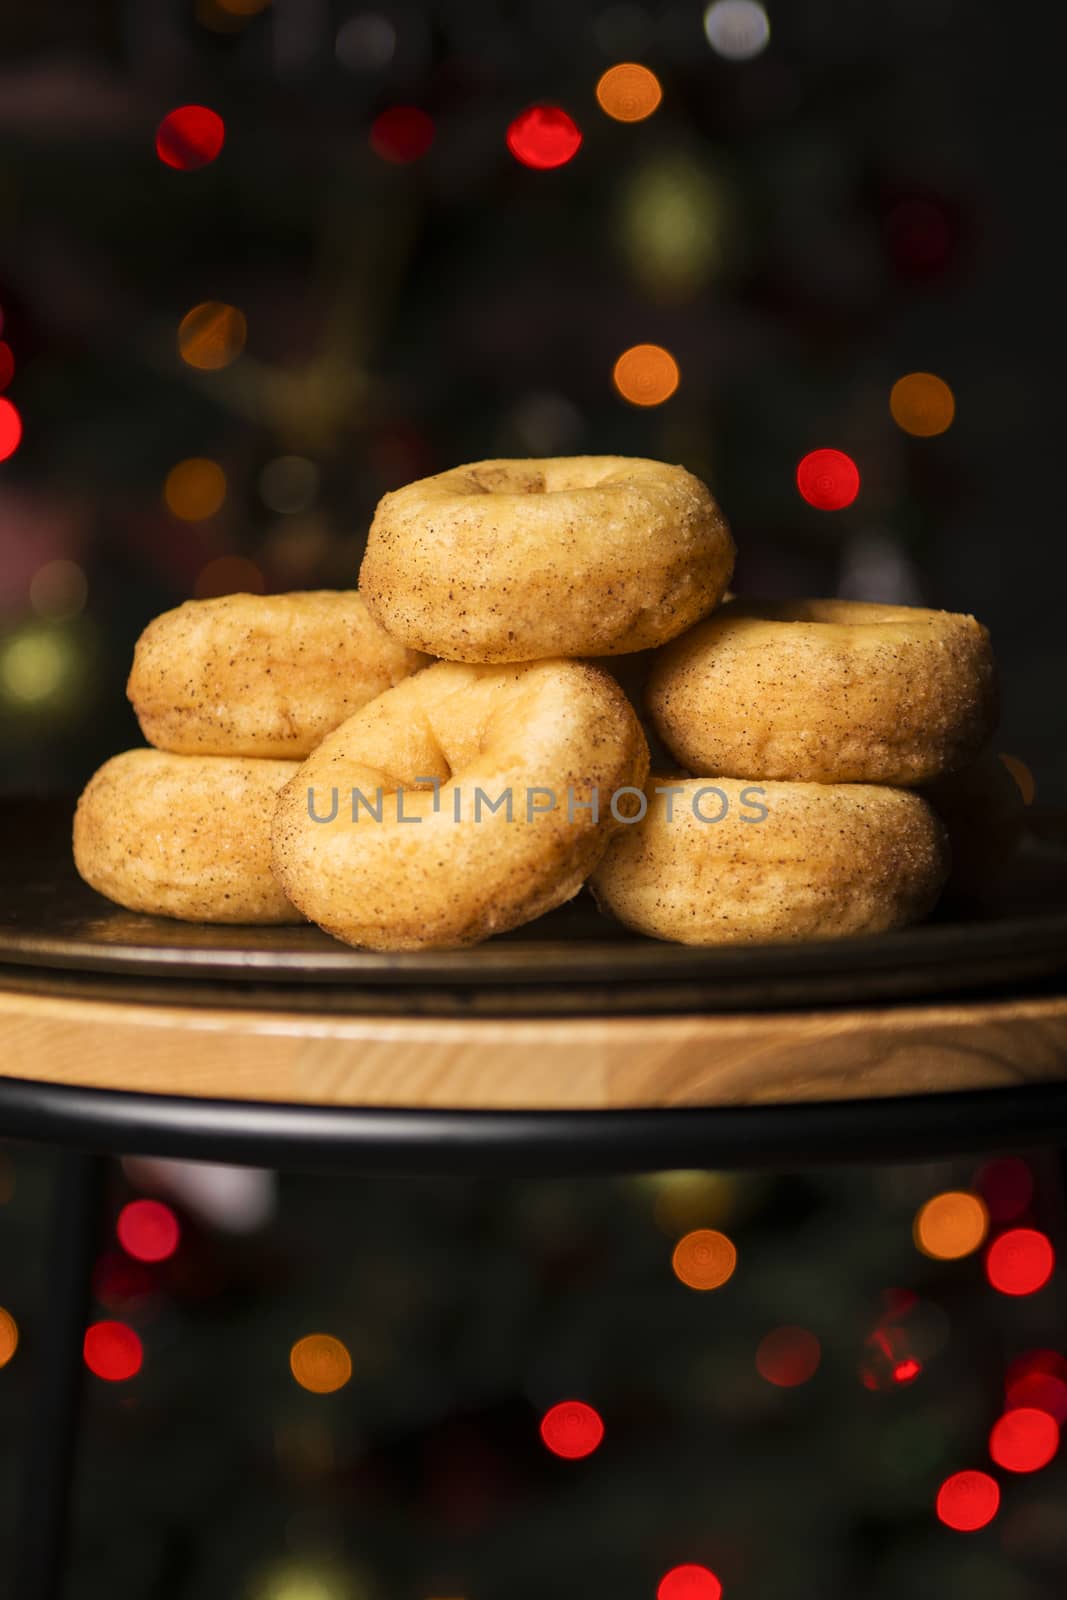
[
  {"left": 128, "top": 591, "right": 428, "bottom": 759},
  {"left": 272, "top": 658, "right": 649, "bottom": 950},
  {"left": 591, "top": 775, "right": 949, "bottom": 945},
  {"left": 647, "top": 597, "right": 997, "bottom": 786},
  {"left": 359, "top": 456, "right": 734, "bottom": 663},
  {"left": 73, "top": 749, "right": 302, "bottom": 923}
]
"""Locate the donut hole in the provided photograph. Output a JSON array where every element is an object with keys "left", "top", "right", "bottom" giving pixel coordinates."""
[{"left": 467, "top": 465, "right": 546, "bottom": 495}]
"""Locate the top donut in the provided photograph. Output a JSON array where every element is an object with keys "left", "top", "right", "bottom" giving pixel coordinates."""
[{"left": 359, "top": 455, "right": 735, "bottom": 663}]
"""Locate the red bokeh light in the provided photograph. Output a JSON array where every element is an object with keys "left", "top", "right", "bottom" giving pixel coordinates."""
[
  {"left": 117, "top": 1198, "right": 180, "bottom": 1263},
  {"left": 935, "top": 1470, "right": 1000, "bottom": 1532},
  {"left": 506, "top": 105, "right": 583, "bottom": 170},
  {"left": 989, "top": 1407, "right": 1060, "bottom": 1473},
  {"left": 755, "top": 1325, "right": 821, "bottom": 1388},
  {"left": 894, "top": 1358, "right": 922, "bottom": 1385},
  {"left": 975, "top": 1158, "right": 1033, "bottom": 1224},
  {"left": 92, "top": 1251, "right": 156, "bottom": 1313},
  {"left": 1005, "top": 1351, "right": 1067, "bottom": 1422},
  {"left": 539, "top": 1400, "right": 604, "bottom": 1459},
  {"left": 796, "top": 448, "right": 860, "bottom": 511},
  {"left": 155, "top": 105, "right": 226, "bottom": 171},
  {"left": 83, "top": 1320, "right": 143, "bottom": 1382},
  {"left": 0, "top": 341, "right": 13, "bottom": 391},
  {"left": 657, "top": 1564, "right": 723, "bottom": 1600},
  {"left": 0, "top": 397, "right": 22, "bottom": 461},
  {"left": 370, "top": 107, "right": 435, "bottom": 164},
  {"left": 985, "top": 1229, "right": 1055, "bottom": 1296}
]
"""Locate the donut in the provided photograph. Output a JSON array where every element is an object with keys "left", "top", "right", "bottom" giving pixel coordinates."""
[
  {"left": 271, "top": 658, "right": 649, "bottom": 949},
  {"left": 359, "top": 456, "right": 734, "bottom": 663},
  {"left": 647, "top": 597, "right": 997, "bottom": 786},
  {"left": 591, "top": 776, "right": 949, "bottom": 945},
  {"left": 128, "top": 591, "right": 428, "bottom": 759},
  {"left": 74, "top": 749, "right": 302, "bottom": 923}
]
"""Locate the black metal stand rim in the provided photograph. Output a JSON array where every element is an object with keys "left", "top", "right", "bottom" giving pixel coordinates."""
[{"left": 3, "top": 1074, "right": 1067, "bottom": 1176}]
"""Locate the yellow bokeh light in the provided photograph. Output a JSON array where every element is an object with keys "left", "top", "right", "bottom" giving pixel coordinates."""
[
  {"left": 0, "top": 1306, "right": 18, "bottom": 1367},
  {"left": 165, "top": 457, "right": 227, "bottom": 520},
  {"left": 650, "top": 1171, "right": 736, "bottom": 1237},
  {"left": 29, "top": 559, "right": 88, "bottom": 621},
  {"left": 290, "top": 1333, "right": 352, "bottom": 1394},
  {"left": 890, "top": 372, "right": 955, "bottom": 437},
  {"left": 672, "top": 1228, "right": 737, "bottom": 1290},
  {"left": 914, "top": 1191, "right": 989, "bottom": 1260},
  {"left": 999, "top": 754, "right": 1036, "bottom": 806},
  {"left": 0, "top": 627, "right": 75, "bottom": 706},
  {"left": 178, "top": 301, "right": 247, "bottom": 371},
  {"left": 194, "top": 555, "right": 266, "bottom": 599},
  {"left": 613, "top": 342, "right": 680, "bottom": 406},
  {"left": 596, "top": 63, "right": 663, "bottom": 122}
]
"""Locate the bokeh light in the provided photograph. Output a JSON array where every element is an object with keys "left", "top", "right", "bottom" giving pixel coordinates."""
[
  {"left": 29, "top": 559, "right": 88, "bottom": 621},
  {"left": 290, "top": 1333, "right": 352, "bottom": 1394},
  {"left": 619, "top": 155, "right": 729, "bottom": 301},
  {"left": 506, "top": 106, "right": 582, "bottom": 170},
  {"left": 194, "top": 556, "right": 266, "bottom": 598},
  {"left": 370, "top": 106, "right": 435, "bottom": 164},
  {"left": 796, "top": 448, "right": 860, "bottom": 510},
  {"left": 1006, "top": 1352, "right": 1067, "bottom": 1424},
  {"left": 0, "top": 340, "right": 13, "bottom": 390},
  {"left": 756, "top": 1325, "right": 821, "bottom": 1387},
  {"left": 999, "top": 755, "right": 1036, "bottom": 806},
  {"left": 336, "top": 12, "right": 397, "bottom": 71},
  {"left": 936, "top": 1470, "right": 1000, "bottom": 1531},
  {"left": 0, "top": 1307, "right": 18, "bottom": 1367},
  {"left": 259, "top": 455, "right": 319, "bottom": 513},
  {"left": 986, "top": 1229, "right": 1055, "bottom": 1296},
  {"left": 92, "top": 1251, "right": 156, "bottom": 1315},
  {"left": 165, "top": 457, "right": 227, "bottom": 520},
  {"left": 672, "top": 1229, "right": 737, "bottom": 1291},
  {"left": 0, "top": 626, "right": 78, "bottom": 707},
  {"left": 156, "top": 105, "right": 226, "bottom": 170},
  {"left": 178, "top": 302, "right": 247, "bottom": 371},
  {"left": 657, "top": 1564, "right": 723, "bottom": 1600},
  {"left": 0, "top": 395, "right": 23, "bottom": 460},
  {"left": 539, "top": 1400, "right": 604, "bottom": 1459},
  {"left": 890, "top": 372, "right": 956, "bottom": 437},
  {"left": 975, "top": 1157, "right": 1033, "bottom": 1223},
  {"left": 914, "top": 1191, "right": 989, "bottom": 1260},
  {"left": 117, "top": 1198, "right": 181, "bottom": 1263},
  {"left": 613, "top": 343, "right": 680, "bottom": 406},
  {"left": 649, "top": 1170, "right": 737, "bottom": 1236},
  {"left": 83, "top": 1320, "right": 143, "bottom": 1382},
  {"left": 704, "top": 0, "right": 770, "bottom": 60},
  {"left": 990, "top": 1408, "right": 1060, "bottom": 1473},
  {"left": 596, "top": 63, "right": 662, "bottom": 122}
]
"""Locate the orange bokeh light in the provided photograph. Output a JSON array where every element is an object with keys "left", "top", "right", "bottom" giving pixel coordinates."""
[
  {"left": 178, "top": 301, "right": 247, "bottom": 370},
  {"left": 756, "top": 1325, "right": 821, "bottom": 1387},
  {"left": 165, "top": 457, "right": 227, "bottom": 520},
  {"left": 672, "top": 1228, "right": 737, "bottom": 1290},
  {"left": 0, "top": 1307, "right": 18, "bottom": 1367},
  {"left": 613, "top": 343, "right": 680, "bottom": 406},
  {"left": 890, "top": 371, "right": 955, "bottom": 437},
  {"left": 289, "top": 1333, "right": 352, "bottom": 1394},
  {"left": 914, "top": 1190, "right": 989, "bottom": 1260},
  {"left": 596, "top": 63, "right": 663, "bottom": 122}
]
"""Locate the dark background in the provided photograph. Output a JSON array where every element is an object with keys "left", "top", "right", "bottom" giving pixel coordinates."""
[{"left": 2, "top": 4, "right": 1066, "bottom": 1599}]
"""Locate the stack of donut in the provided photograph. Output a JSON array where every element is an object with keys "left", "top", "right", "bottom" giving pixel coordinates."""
[{"left": 74, "top": 455, "right": 1003, "bottom": 951}]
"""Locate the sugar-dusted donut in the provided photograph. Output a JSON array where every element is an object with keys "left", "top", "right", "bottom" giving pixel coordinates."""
[
  {"left": 73, "top": 749, "right": 302, "bottom": 923},
  {"left": 359, "top": 456, "right": 734, "bottom": 663},
  {"left": 128, "top": 591, "right": 428, "bottom": 759},
  {"left": 646, "top": 597, "right": 997, "bottom": 786},
  {"left": 271, "top": 658, "right": 649, "bottom": 949},
  {"left": 591, "top": 775, "right": 949, "bottom": 944}
]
